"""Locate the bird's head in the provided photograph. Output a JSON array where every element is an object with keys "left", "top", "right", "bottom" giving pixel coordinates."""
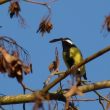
[
  {"left": 49, "top": 37, "right": 74, "bottom": 48},
  {"left": 49, "top": 37, "right": 73, "bottom": 44}
]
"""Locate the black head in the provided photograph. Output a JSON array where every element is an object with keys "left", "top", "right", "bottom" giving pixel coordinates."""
[
  {"left": 49, "top": 37, "right": 75, "bottom": 51},
  {"left": 49, "top": 37, "right": 74, "bottom": 46},
  {"left": 49, "top": 37, "right": 73, "bottom": 45},
  {"left": 61, "top": 38, "right": 74, "bottom": 45}
]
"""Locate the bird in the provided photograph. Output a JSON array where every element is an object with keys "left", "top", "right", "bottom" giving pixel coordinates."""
[{"left": 49, "top": 37, "right": 87, "bottom": 86}]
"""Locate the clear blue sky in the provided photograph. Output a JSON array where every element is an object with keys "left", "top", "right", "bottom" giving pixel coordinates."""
[{"left": 1, "top": 0, "right": 110, "bottom": 110}]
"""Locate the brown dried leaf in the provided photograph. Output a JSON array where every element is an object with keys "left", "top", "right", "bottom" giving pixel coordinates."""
[
  {"left": 37, "top": 17, "right": 53, "bottom": 36},
  {"left": 23, "top": 63, "right": 32, "bottom": 75},
  {"left": 0, "top": 47, "right": 32, "bottom": 78},
  {"left": 9, "top": 1, "right": 21, "bottom": 18},
  {"left": 102, "top": 15, "right": 110, "bottom": 32},
  {"left": 48, "top": 47, "right": 59, "bottom": 72},
  {"left": 0, "top": 55, "right": 7, "bottom": 73},
  {"left": 48, "top": 63, "right": 54, "bottom": 72}
]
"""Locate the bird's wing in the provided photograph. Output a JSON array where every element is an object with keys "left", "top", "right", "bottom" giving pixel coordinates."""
[{"left": 70, "top": 47, "right": 87, "bottom": 78}]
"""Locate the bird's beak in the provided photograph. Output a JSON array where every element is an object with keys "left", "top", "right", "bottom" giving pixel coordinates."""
[{"left": 49, "top": 38, "right": 63, "bottom": 43}]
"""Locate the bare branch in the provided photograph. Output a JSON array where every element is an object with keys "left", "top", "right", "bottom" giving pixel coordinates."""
[
  {"left": 22, "top": 0, "right": 53, "bottom": 16},
  {"left": 42, "top": 45, "right": 110, "bottom": 93},
  {"left": 94, "top": 91, "right": 110, "bottom": 102},
  {"left": 22, "top": 0, "right": 57, "bottom": 5},
  {"left": 0, "top": 80, "right": 110, "bottom": 105},
  {"left": 22, "top": 0, "right": 48, "bottom": 5},
  {"left": 93, "top": 91, "right": 106, "bottom": 110},
  {"left": 70, "top": 98, "right": 100, "bottom": 102}
]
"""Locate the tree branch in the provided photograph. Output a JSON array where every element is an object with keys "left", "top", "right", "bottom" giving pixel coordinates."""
[
  {"left": 0, "top": 80, "right": 110, "bottom": 105},
  {"left": 22, "top": 0, "right": 58, "bottom": 16},
  {"left": 42, "top": 45, "right": 110, "bottom": 93},
  {"left": 0, "top": 46, "right": 110, "bottom": 105}
]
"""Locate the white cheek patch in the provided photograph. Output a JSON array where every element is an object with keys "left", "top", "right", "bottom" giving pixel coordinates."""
[{"left": 66, "top": 39, "right": 73, "bottom": 45}]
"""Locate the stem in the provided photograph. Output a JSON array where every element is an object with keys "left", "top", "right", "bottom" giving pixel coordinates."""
[
  {"left": 1, "top": 80, "right": 110, "bottom": 105},
  {"left": 22, "top": 0, "right": 52, "bottom": 17}
]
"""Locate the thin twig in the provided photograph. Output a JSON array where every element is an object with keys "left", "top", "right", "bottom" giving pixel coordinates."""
[
  {"left": 0, "top": 36, "right": 31, "bottom": 64},
  {"left": 94, "top": 90, "right": 110, "bottom": 102},
  {"left": 1, "top": 80, "right": 110, "bottom": 105},
  {"left": 93, "top": 90, "right": 108, "bottom": 110},
  {"left": 99, "top": 96, "right": 105, "bottom": 110},
  {"left": 0, "top": 105, "right": 5, "bottom": 110},
  {"left": 69, "top": 98, "right": 101, "bottom": 102},
  {"left": 23, "top": 0, "right": 58, "bottom": 5},
  {"left": 53, "top": 100, "right": 58, "bottom": 110},
  {"left": 22, "top": 0, "right": 47, "bottom": 5},
  {"left": 22, "top": 0, "right": 52, "bottom": 16}
]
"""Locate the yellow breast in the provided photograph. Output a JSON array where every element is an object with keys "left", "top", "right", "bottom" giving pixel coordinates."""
[{"left": 63, "top": 47, "right": 86, "bottom": 76}]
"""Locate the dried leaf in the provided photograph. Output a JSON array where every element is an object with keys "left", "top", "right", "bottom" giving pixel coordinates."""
[
  {"left": 9, "top": 1, "right": 21, "bottom": 18},
  {"left": 0, "top": 55, "right": 6, "bottom": 73},
  {"left": 48, "top": 63, "right": 54, "bottom": 72},
  {"left": 0, "top": 36, "right": 33, "bottom": 92},
  {"left": 0, "top": 46, "right": 33, "bottom": 91},
  {"left": 23, "top": 64, "right": 32, "bottom": 75},
  {"left": 104, "top": 16, "right": 110, "bottom": 31},
  {"left": 37, "top": 17, "right": 53, "bottom": 36},
  {"left": 48, "top": 47, "right": 59, "bottom": 72},
  {"left": 44, "top": 47, "right": 60, "bottom": 86}
]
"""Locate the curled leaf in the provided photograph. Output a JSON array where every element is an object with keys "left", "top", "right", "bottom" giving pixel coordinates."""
[
  {"left": 0, "top": 55, "right": 7, "bottom": 73},
  {"left": 104, "top": 16, "right": 110, "bottom": 31},
  {"left": 48, "top": 47, "right": 59, "bottom": 72},
  {"left": 0, "top": 36, "right": 33, "bottom": 92},
  {"left": 37, "top": 17, "right": 53, "bottom": 36},
  {"left": 9, "top": 1, "right": 21, "bottom": 18},
  {"left": 44, "top": 47, "right": 60, "bottom": 87}
]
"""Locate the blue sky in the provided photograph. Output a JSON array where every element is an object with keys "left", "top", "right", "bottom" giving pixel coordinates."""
[{"left": 1, "top": 0, "right": 110, "bottom": 110}]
